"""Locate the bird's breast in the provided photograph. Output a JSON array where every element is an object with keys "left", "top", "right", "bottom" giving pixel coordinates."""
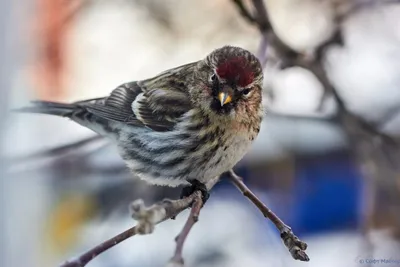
[
  {"left": 198, "top": 130, "right": 254, "bottom": 182},
  {"left": 117, "top": 118, "right": 258, "bottom": 187}
]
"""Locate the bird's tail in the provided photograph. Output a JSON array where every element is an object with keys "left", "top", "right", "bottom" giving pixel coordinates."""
[
  {"left": 14, "top": 99, "right": 111, "bottom": 136},
  {"left": 14, "top": 101, "right": 79, "bottom": 118}
]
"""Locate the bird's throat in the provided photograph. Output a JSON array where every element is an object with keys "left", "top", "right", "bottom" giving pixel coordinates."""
[{"left": 209, "top": 98, "right": 236, "bottom": 115}]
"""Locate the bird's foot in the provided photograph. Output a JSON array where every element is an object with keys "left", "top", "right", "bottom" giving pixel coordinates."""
[{"left": 180, "top": 179, "right": 210, "bottom": 205}]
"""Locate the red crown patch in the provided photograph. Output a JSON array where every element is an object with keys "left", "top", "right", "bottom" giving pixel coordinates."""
[{"left": 216, "top": 57, "right": 254, "bottom": 87}]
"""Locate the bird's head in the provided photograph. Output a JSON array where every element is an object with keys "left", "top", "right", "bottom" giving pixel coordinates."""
[{"left": 191, "top": 46, "right": 263, "bottom": 120}]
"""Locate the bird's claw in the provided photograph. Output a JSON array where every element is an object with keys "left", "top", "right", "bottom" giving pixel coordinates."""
[
  {"left": 280, "top": 227, "right": 309, "bottom": 261},
  {"left": 180, "top": 179, "right": 210, "bottom": 205}
]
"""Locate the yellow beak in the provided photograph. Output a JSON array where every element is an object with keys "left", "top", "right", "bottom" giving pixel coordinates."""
[{"left": 218, "top": 92, "right": 232, "bottom": 106}]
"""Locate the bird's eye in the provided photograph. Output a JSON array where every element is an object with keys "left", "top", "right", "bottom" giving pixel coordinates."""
[
  {"left": 210, "top": 74, "right": 217, "bottom": 83},
  {"left": 242, "top": 88, "right": 251, "bottom": 96}
]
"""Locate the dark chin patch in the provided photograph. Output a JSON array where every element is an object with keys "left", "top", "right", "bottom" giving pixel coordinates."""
[{"left": 209, "top": 99, "right": 235, "bottom": 115}]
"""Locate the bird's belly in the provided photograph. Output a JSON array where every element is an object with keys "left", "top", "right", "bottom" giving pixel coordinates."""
[
  {"left": 197, "top": 135, "right": 252, "bottom": 184},
  {"left": 119, "top": 128, "right": 252, "bottom": 187}
]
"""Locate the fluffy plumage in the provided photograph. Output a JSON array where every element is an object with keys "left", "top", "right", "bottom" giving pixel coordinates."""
[{"left": 18, "top": 46, "right": 263, "bottom": 187}]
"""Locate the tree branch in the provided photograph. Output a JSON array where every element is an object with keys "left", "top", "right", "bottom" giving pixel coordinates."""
[
  {"left": 226, "top": 170, "right": 310, "bottom": 261},
  {"left": 257, "top": 33, "right": 269, "bottom": 68},
  {"left": 60, "top": 226, "right": 137, "bottom": 267},
  {"left": 251, "top": 0, "right": 272, "bottom": 31},
  {"left": 230, "top": 0, "right": 257, "bottom": 25},
  {"left": 231, "top": 0, "right": 400, "bottom": 244},
  {"left": 60, "top": 177, "right": 219, "bottom": 267},
  {"left": 168, "top": 192, "right": 203, "bottom": 266}
]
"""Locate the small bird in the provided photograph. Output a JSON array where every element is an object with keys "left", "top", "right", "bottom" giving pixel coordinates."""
[{"left": 18, "top": 46, "right": 263, "bottom": 201}]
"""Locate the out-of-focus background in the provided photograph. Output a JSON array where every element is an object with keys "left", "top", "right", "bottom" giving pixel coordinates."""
[{"left": 2, "top": 0, "right": 400, "bottom": 266}]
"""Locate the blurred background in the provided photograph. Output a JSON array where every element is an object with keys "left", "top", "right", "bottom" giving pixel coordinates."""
[{"left": 1, "top": 0, "right": 400, "bottom": 266}]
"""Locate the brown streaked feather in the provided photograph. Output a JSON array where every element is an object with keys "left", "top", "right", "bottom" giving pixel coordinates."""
[
  {"left": 106, "top": 81, "right": 142, "bottom": 110},
  {"left": 75, "top": 62, "right": 197, "bottom": 131}
]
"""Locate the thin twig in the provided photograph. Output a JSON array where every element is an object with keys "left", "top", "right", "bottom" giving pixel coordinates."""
[
  {"left": 230, "top": 0, "right": 257, "bottom": 24},
  {"left": 168, "top": 192, "right": 203, "bottom": 265},
  {"left": 231, "top": 0, "right": 272, "bottom": 67},
  {"left": 251, "top": 0, "right": 272, "bottom": 31},
  {"left": 232, "top": 0, "right": 400, "bottom": 163},
  {"left": 226, "top": 170, "right": 309, "bottom": 261},
  {"left": 60, "top": 177, "right": 219, "bottom": 267},
  {"left": 233, "top": 0, "right": 400, "bottom": 248},
  {"left": 60, "top": 226, "right": 138, "bottom": 267},
  {"left": 257, "top": 33, "right": 269, "bottom": 68},
  {"left": 59, "top": 196, "right": 194, "bottom": 267},
  {"left": 379, "top": 104, "right": 400, "bottom": 128}
]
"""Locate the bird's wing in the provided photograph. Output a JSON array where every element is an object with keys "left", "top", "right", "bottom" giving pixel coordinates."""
[{"left": 80, "top": 62, "right": 197, "bottom": 131}]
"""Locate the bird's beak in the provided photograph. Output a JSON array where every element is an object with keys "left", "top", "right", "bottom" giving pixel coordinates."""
[{"left": 218, "top": 92, "right": 232, "bottom": 106}]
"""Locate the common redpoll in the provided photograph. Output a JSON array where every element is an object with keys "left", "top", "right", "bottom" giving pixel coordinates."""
[{"left": 18, "top": 46, "right": 263, "bottom": 200}]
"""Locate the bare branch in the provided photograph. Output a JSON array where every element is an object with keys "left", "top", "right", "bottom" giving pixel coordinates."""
[
  {"left": 60, "top": 226, "right": 137, "bottom": 267},
  {"left": 226, "top": 170, "right": 310, "bottom": 262},
  {"left": 232, "top": 0, "right": 400, "bottom": 163},
  {"left": 379, "top": 105, "right": 400, "bottom": 128},
  {"left": 257, "top": 33, "right": 269, "bottom": 68},
  {"left": 168, "top": 192, "right": 203, "bottom": 266},
  {"left": 230, "top": 0, "right": 257, "bottom": 25},
  {"left": 231, "top": 0, "right": 400, "bottom": 243},
  {"left": 59, "top": 197, "right": 193, "bottom": 267},
  {"left": 60, "top": 177, "right": 219, "bottom": 267},
  {"left": 251, "top": 0, "right": 272, "bottom": 31},
  {"left": 233, "top": 0, "right": 299, "bottom": 62}
]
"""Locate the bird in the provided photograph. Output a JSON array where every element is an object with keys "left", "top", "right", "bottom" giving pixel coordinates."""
[{"left": 17, "top": 45, "right": 264, "bottom": 202}]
